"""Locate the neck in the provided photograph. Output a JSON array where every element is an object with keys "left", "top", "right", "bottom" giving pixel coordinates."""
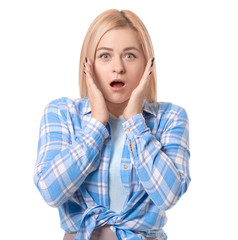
[{"left": 106, "top": 100, "right": 129, "bottom": 118}]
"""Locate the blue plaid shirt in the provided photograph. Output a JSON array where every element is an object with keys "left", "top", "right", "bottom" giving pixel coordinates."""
[{"left": 34, "top": 97, "right": 190, "bottom": 240}]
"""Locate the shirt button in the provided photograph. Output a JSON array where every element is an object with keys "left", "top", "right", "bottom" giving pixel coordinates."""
[
  {"left": 124, "top": 164, "right": 128, "bottom": 169},
  {"left": 125, "top": 128, "right": 130, "bottom": 133}
]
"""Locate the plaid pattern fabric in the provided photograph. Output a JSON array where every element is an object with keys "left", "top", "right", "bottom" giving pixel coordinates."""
[{"left": 34, "top": 97, "right": 190, "bottom": 240}]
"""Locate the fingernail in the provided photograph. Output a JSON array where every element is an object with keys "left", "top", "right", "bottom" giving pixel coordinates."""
[
  {"left": 83, "top": 63, "right": 86, "bottom": 67},
  {"left": 85, "top": 57, "right": 88, "bottom": 63},
  {"left": 83, "top": 71, "right": 86, "bottom": 75},
  {"left": 149, "top": 71, "right": 152, "bottom": 75},
  {"left": 151, "top": 57, "right": 155, "bottom": 67}
]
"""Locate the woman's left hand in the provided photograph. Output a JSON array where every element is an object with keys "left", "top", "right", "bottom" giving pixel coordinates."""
[{"left": 123, "top": 57, "right": 154, "bottom": 120}]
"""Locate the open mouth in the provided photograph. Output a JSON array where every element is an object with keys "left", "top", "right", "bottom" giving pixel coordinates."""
[{"left": 110, "top": 80, "right": 125, "bottom": 87}]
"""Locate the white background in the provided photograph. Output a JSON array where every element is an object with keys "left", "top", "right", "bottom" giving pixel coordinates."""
[{"left": 1, "top": 0, "right": 238, "bottom": 239}]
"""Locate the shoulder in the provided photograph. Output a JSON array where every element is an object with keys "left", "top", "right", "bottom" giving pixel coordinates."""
[
  {"left": 146, "top": 102, "right": 189, "bottom": 144},
  {"left": 145, "top": 101, "right": 188, "bottom": 120},
  {"left": 42, "top": 97, "right": 90, "bottom": 121},
  {"left": 44, "top": 97, "right": 89, "bottom": 112}
]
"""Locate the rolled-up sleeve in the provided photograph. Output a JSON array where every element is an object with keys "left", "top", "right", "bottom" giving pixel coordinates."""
[
  {"left": 33, "top": 99, "right": 109, "bottom": 208},
  {"left": 122, "top": 108, "right": 190, "bottom": 211}
]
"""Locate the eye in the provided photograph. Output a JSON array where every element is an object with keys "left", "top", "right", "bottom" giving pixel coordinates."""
[
  {"left": 100, "top": 53, "right": 110, "bottom": 59},
  {"left": 125, "top": 53, "right": 136, "bottom": 59}
]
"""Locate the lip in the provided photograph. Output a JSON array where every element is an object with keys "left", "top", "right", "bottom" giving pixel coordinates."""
[
  {"left": 109, "top": 79, "right": 126, "bottom": 92},
  {"left": 110, "top": 79, "right": 126, "bottom": 85}
]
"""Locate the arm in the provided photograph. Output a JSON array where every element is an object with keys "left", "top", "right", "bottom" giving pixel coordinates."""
[
  {"left": 123, "top": 107, "right": 190, "bottom": 211},
  {"left": 33, "top": 99, "right": 109, "bottom": 208}
]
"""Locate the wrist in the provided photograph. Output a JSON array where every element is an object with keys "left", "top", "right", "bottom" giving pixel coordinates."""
[
  {"left": 123, "top": 111, "right": 141, "bottom": 121},
  {"left": 91, "top": 115, "right": 108, "bottom": 126}
]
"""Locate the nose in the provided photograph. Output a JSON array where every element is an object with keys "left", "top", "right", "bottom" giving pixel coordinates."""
[{"left": 113, "top": 57, "right": 125, "bottom": 74}]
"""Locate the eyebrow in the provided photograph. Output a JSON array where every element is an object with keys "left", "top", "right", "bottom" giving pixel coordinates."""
[{"left": 96, "top": 47, "right": 140, "bottom": 52}]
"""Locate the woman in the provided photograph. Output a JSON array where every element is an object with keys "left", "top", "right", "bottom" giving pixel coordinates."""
[{"left": 34, "top": 9, "right": 191, "bottom": 240}]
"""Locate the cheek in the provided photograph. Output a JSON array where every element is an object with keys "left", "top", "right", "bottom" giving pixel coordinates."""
[
  {"left": 94, "top": 64, "right": 108, "bottom": 79},
  {"left": 94, "top": 63, "right": 101, "bottom": 78},
  {"left": 129, "top": 68, "right": 144, "bottom": 85},
  {"left": 94, "top": 64, "right": 107, "bottom": 83}
]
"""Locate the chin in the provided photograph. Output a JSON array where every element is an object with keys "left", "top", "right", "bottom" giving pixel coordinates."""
[{"left": 105, "top": 96, "right": 130, "bottom": 105}]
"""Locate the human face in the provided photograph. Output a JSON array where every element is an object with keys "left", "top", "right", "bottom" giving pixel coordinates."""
[{"left": 94, "top": 28, "right": 146, "bottom": 112}]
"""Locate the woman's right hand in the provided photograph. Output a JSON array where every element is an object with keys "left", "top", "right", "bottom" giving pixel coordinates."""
[{"left": 84, "top": 57, "right": 109, "bottom": 126}]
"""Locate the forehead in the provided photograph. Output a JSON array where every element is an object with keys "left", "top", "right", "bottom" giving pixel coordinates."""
[{"left": 97, "top": 28, "right": 142, "bottom": 50}]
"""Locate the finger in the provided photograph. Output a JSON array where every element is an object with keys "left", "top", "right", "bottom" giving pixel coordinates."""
[
  {"left": 139, "top": 57, "right": 154, "bottom": 87},
  {"left": 84, "top": 71, "right": 99, "bottom": 100},
  {"left": 84, "top": 58, "right": 103, "bottom": 99},
  {"left": 84, "top": 58, "right": 93, "bottom": 79},
  {"left": 84, "top": 58, "right": 97, "bottom": 88},
  {"left": 145, "top": 57, "right": 154, "bottom": 76},
  {"left": 84, "top": 67, "right": 94, "bottom": 88}
]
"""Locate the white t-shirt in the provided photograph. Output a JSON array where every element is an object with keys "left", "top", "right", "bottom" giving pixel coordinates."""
[{"left": 108, "top": 113, "right": 128, "bottom": 213}]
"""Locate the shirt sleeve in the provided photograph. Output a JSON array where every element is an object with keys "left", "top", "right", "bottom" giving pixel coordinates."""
[
  {"left": 122, "top": 108, "right": 190, "bottom": 211},
  {"left": 33, "top": 100, "right": 109, "bottom": 208}
]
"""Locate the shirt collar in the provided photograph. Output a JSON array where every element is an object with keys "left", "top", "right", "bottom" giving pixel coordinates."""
[{"left": 79, "top": 98, "right": 157, "bottom": 117}]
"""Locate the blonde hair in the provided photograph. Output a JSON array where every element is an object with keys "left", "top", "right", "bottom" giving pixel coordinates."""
[{"left": 79, "top": 9, "right": 157, "bottom": 102}]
